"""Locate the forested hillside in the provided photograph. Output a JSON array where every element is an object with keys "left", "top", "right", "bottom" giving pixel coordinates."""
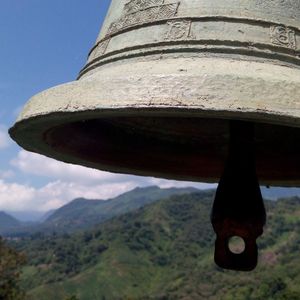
[{"left": 9, "top": 190, "right": 300, "bottom": 300}]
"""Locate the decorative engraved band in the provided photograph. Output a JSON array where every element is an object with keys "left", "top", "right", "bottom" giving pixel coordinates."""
[
  {"left": 107, "top": 2, "right": 180, "bottom": 36},
  {"left": 79, "top": 17, "right": 300, "bottom": 78}
]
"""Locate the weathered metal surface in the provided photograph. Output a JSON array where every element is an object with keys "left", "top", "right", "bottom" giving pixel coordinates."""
[
  {"left": 9, "top": 0, "right": 300, "bottom": 185},
  {"left": 84, "top": 0, "right": 300, "bottom": 72}
]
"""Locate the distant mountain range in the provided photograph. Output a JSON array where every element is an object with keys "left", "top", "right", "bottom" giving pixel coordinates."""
[
  {"left": 261, "top": 186, "right": 300, "bottom": 200},
  {"left": 0, "top": 186, "right": 199, "bottom": 236},
  {"left": 45, "top": 185, "right": 199, "bottom": 230},
  {"left": 7, "top": 210, "right": 52, "bottom": 223},
  {"left": 2, "top": 185, "right": 300, "bottom": 237}
]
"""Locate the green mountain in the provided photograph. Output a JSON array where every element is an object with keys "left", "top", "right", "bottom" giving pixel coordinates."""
[
  {"left": 261, "top": 187, "right": 300, "bottom": 200},
  {"left": 5, "top": 185, "right": 299, "bottom": 237},
  {"left": 0, "top": 211, "right": 21, "bottom": 232},
  {"left": 12, "top": 191, "right": 300, "bottom": 300},
  {"left": 42, "top": 186, "right": 200, "bottom": 232}
]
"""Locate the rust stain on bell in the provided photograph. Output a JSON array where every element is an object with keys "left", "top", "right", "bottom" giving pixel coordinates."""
[{"left": 9, "top": 0, "right": 300, "bottom": 271}]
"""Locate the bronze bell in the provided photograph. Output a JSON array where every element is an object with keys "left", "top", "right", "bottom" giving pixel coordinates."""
[{"left": 10, "top": 0, "right": 300, "bottom": 271}]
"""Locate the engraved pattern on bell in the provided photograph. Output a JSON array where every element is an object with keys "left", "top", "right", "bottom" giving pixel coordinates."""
[
  {"left": 124, "top": 0, "right": 164, "bottom": 14},
  {"left": 107, "top": 0, "right": 179, "bottom": 36},
  {"left": 270, "top": 25, "right": 296, "bottom": 49},
  {"left": 165, "top": 20, "right": 192, "bottom": 41}
]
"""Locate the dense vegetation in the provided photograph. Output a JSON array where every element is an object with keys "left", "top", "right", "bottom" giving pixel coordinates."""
[
  {"left": 7, "top": 189, "right": 300, "bottom": 300},
  {"left": 0, "top": 237, "right": 26, "bottom": 300}
]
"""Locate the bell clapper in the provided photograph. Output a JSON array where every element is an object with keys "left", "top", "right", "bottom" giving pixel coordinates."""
[{"left": 211, "top": 121, "right": 266, "bottom": 271}]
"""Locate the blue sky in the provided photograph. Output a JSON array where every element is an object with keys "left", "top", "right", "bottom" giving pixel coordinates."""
[
  {"left": 0, "top": 0, "right": 109, "bottom": 187},
  {"left": 0, "top": 0, "right": 215, "bottom": 213}
]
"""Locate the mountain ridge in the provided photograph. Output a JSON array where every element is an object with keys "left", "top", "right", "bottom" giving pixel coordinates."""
[
  {"left": 1, "top": 186, "right": 201, "bottom": 236},
  {"left": 43, "top": 185, "right": 201, "bottom": 231},
  {"left": 0, "top": 211, "right": 21, "bottom": 230}
]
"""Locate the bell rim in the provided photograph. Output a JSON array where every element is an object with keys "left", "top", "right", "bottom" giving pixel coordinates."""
[
  {"left": 10, "top": 57, "right": 300, "bottom": 186},
  {"left": 9, "top": 106, "right": 300, "bottom": 187}
]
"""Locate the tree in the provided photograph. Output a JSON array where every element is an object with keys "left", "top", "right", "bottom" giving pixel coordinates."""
[
  {"left": 64, "top": 296, "right": 79, "bottom": 300},
  {"left": 0, "top": 237, "right": 26, "bottom": 300}
]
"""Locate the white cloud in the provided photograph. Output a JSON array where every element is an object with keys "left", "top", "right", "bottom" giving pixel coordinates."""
[
  {"left": 0, "top": 180, "right": 36, "bottom": 211},
  {"left": 11, "top": 150, "right": 137, "bottom": 185},
  {"left": 0, "top": 179, "right": 139, "bottom": 212},
  {"left": 0, "top": 125, "right": 10, "bottom": 149},
  {"left": 0, "top": 170, "right": 15, "bottom": 180},
  {"left": 147, "top": 177, "right": 216, "bottom": 190}
]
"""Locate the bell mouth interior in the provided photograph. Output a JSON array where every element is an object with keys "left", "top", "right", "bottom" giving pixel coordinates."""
[{"left": 43, "top": 116, "right": 300, "bottom": 185}]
